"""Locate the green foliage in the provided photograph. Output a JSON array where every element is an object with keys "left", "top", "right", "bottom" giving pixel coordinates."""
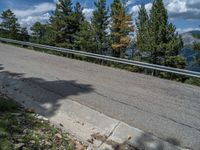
[
  {"left": 73, "top": 2, "right": 85, "bottom": 32},
  {"left": 0, "top": 9, "right": 21, "bottom": 39},
  {"left": 0, "top": 97, "right": 76, "bottom": 150},
  {"left": 164, "top": 56, "right": 186, "bottom": 69},
  {"left": 111, "top": 0, "right": 134, "bottom": 58},
  {"left": 185, "top": 78, "right": 200, "bottom": 86},
  {"left": 193, "top": 42, "right": 200, "bottom": 65},
  {"left": 91, "top": 0, "right": 110, "bottom": 55},
  {"left": 19, "top": 27, "right": 29, "bottom": 41},
  {"left": 0, "top": 98, "right": 18, "bottom": 112},
  {"left": 48, "top": 0, "right": 84, "bottom": 49},
  {"left": 136, "top": 5, "right": 150, "bottom": 53},
  {"left": 30, "top": 22, "right": 47, "bottom": 43},
  {"left": 75, "top": 21, "right": 97, "bottom": 53},
  {"left": 0, "top": 9, "right": 29, "bottom": 41},
  {"left": 136, "top": 0, "right": 185, "bottom": 70},
  {"left": 192, "top": 34, "right": 200, "bottom": 39}
]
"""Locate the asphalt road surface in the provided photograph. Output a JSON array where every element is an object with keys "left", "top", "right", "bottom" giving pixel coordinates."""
[{"left": 0, "top": 43, "right": 200, "bottom": 149}]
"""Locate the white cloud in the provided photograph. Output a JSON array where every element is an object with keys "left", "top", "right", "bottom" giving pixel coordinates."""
[
  {"left": 164, "top": 0, "right": 200, "bottom": 20},
  {"left": 126, "top": 0, "right": 135, "bottom": 7},
  {"left": 145, "top": 3, "right": 153, "bottom": 12},
  {"left": 13, "top": 2, "right": 55, "bottom": 18},
  {"left": 83, "top": 8, "right": 94, "bottom": 21},
  {"left": 177, "top": 28, "right": 200, "bottom": 33},
  {"left": 130, "top": 0, "right": 200, "bottom": 20},
  {"left": 12, "top": 2, "right": 55, "bottom": 30},
  {"left": 19, "top": 13, "right": 51, "bottom": 28},
  {"left": 130, "top": 3, "right": 152, "bottom": 15}
]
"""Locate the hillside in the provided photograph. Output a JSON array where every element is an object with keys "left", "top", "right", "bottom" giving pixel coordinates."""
[
  {"left": 181, "top": 30, "right": 200, "bottom": 46},
  {"left": 180, "top": 30, "right": 200, "bottom": 71}
]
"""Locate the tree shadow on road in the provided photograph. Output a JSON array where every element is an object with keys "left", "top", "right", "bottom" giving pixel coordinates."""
[
  {"left": 133, "top": 132, "right": 181, "bottom": 150},
  {"left": 0, "top": 64, "right": 4, "bottom": 70},
  {"left": 0, "top": 70, "right": 94, "bottom": 117}
]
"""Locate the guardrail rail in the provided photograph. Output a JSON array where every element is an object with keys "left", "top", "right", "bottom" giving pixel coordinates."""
[{"left": 0, "top": 37, "right": 200, "bottom": 78}]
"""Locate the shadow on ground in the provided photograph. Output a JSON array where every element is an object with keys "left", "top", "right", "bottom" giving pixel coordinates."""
[
  {"left": 0, "top": 64, "right": 4, "bottom": 70},
  {"left": 0, "top": 68, "right": 94, "bottom": 117},
  {"left": 0, "top": 65, "right": 182, "bottom": 150},
  {"left": 133, "top": 133, "right": 180, "bottom": 150},
  {"left": 105, "top": 132, "right": 181, "bottom": 150}
]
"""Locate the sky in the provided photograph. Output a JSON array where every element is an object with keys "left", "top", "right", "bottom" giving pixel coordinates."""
[{"left": 0, "top": 0, "right": 199, "bottom": 33}]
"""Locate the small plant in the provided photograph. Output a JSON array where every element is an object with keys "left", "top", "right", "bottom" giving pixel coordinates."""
[
  {"left": 0, "top": 96, "right": 81, "bottom": 150},
  {"left": 0, "top": 98, "right": 18, "bottom": 112}
]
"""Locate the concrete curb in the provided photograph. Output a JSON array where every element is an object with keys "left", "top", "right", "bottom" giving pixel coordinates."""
[{"left": 0, "top": 72, "right": 189, "bottom": 150}]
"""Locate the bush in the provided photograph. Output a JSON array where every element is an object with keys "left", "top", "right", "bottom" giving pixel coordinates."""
[{"left": 0, "top": 98, "right": 18, "bottom": 112}]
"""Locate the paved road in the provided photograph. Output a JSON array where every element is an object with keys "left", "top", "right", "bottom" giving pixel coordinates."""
[{"left": 0, "top": 43, "right": 200, "bottom": 149}]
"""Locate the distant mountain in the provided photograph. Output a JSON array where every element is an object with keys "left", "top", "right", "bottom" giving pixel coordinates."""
[
  {"left": 180, "top": 48, "right": 200, "bottom": 72},
  {"left": 181, "top": 30, "right": 200, "bottom": 46},
  {"left": 180, "top": 30, "right": 200, "bottom": 72}
]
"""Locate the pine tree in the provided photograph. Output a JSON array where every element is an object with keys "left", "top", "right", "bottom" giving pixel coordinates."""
[
  {"left": 19, "top": 27, "right": 29, "bottom": 41},
  {"left": 49, "top": 0, "right": 73, "bottom": 47},
  {"left": 0, "top": 9, "right": 20, "bottom": 39},
  {"left": 75, "top": 21, "right": 96, "bottom": 53},
  {"left": 49, "top": 0, "right": 84, "bottom": 48},
  {"left": 111, "top": 0, "right": 134, "bottom": 58},
  {"left": 136, "top": 5, "right": 150, "bottom": 57},
  {"left": 73, "top": 2, "right": 85, "bottom": 32},
  {"left": 193, "top": 42, "right": 200, "bottom": 65},
  {"left": 136, "top": 0, "right": 185, "bottom": 70},
  {"left": 148, "top": 0, "right": 185, "bottom": 68},
  {"left": 30, "top": 22, "right": 46, "bottom": 43},
  {"left": 185, "top": 42, "right": 200, "bottom": 86},
  {"left": 91, "top": 0, "right": 110, "bottom": 55},
  {"left": 50, "top": 0, "right": 72, "bottom": 46}
]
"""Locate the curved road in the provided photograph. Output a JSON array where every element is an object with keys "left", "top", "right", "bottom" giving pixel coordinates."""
[{"left": 0, "top": 43, "right": 200, "bottom": 149}]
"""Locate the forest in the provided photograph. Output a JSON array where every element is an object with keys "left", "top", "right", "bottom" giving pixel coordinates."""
[{"left": 0, "top": 0, "right": 199, "bottom": 85}]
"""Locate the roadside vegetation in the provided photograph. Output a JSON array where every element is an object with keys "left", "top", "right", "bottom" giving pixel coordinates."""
[
  {"left": 0, "top": 0, "right": 199, "bottom": 86},
  {"left": 0, "top": 95, "right": 86, "bottom": 150}
]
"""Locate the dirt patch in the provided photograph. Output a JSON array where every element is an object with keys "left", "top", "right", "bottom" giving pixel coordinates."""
[{"left": 90, "top": 132, "right": 139, "bottom": 150}]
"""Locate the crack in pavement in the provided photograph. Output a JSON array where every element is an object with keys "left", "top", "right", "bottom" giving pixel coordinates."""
[{"left": 98, "top": 121, "right": 121, "bottom": 148}]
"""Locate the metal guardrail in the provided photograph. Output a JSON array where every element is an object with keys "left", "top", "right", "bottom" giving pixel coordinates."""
[{"left": 0, "top": 37, "right": 200, "bottom": 78}]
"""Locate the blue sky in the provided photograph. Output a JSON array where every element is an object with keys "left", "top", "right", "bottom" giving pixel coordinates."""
[{"left": 0, "top": 0, "right": 199, "bottom": 33}]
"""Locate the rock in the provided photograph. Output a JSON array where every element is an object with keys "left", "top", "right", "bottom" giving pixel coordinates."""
[
  {"left": 26, "top": 108, "right": 35, "bottom": 113},
  {"left": 45, "top": 141, "right": 51, "bottom": 146},
  {"left": 17, "top": 139, "right": 24, "bottom": 143},
  {"left": 87, "top": 138, "right": 94, "bottom": 144},
  {"left": 14, "top": 143, "right": 24, "bottom": 149},
  {"left": 11, "top": 113, "right": 22, "bottom": 116},
  {"left": 30, "top": 140, "right": 35, "bottom": 144},
  {"left": 35, "top": 114, "right": 49, "bottom": 121},
  {"left": 75, "top": 142, "right": 85, "bottom": 150},
  {"left": 128, "top": 135, "right": 132, "bottom": 140},
  {"left": 55, "top": 133, "right": 62, "bottom": 139}
]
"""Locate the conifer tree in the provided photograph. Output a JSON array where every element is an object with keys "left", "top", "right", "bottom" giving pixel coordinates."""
[
  {"left": 136, "top": 0, "right": 186, "bottom": 69},
  {"left": 31, "top": 22, "right": 46, "bottom": 43},
  {"left": 0, "top": 9, "right": 20, "bottom": 39},
  {"left": 73, "top": 2, "right": 85, "bottom": 32},
  {"left": 91, "top": 0, "right": 110, "bottom": 55},
  {"left": 49, "top": 0, "right": 84, "bottom": 48},
  {"left": 19, "top": 27, "right": 29, "bottom": 41},
  {"left": 149, "top": 0, "right": 185, "bottom": 68},
  {"left": 136, "top": 5, "right": 150, "bottom": 55},
  {"left": 49, "top": 0, "right": 73, "bottom": 47},
  {"left": 111, "top": 0, "right": 134, "bottom": 58},
  {"left": 193, "top": 42, "right": 200, "bottom": 65},
  {"left": 75, "top": 21, "right": 96, "bottom": 53}
]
